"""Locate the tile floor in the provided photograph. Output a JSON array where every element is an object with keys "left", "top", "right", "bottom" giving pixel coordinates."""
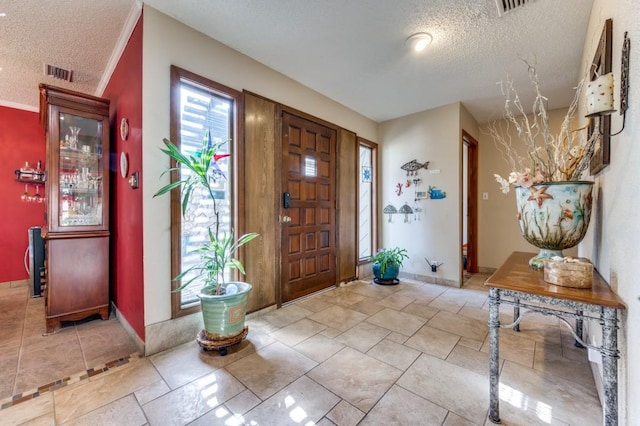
[
  {"left": 0, "top": 274, "right": 603, "bottom": 425},
  {"left": 0, "top": 282, "right": 140, "bottom": 402}
]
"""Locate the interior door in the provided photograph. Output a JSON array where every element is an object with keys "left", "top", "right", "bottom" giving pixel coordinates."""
[{"left": 281, "top": 112, "right": 337, "bottom": 302}]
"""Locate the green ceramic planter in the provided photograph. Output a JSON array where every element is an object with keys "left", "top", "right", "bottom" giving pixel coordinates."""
[{"left": 199, "top": 281, "right": 252, "bottom": 339}]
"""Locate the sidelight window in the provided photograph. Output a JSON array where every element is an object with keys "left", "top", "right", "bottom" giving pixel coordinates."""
[
  {"left": 169, "top": 66, "right": 243, "bottom": 317},
  {"left": 358, "top": 138, "right": 378, "bottom": 261}
]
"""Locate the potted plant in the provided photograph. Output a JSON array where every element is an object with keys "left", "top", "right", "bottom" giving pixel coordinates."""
[
  {"left": 370, "top": 247, "right": 408, "bottom": 285},
  {"left": 489, "top": 62, "right": 597, "bottom": 268},
  {"left": 154, "top": 131, "right": 258, "bottom": 350}
]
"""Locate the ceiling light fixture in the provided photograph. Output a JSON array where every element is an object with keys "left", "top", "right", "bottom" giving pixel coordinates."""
[{"left": 405, "top": 32, "right": 433, "bottom": 52}]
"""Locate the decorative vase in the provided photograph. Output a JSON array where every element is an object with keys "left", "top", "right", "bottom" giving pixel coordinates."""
[
  {"left": 515, "top": 181, "right": 594, "bottom": 268},
  {"left": 198, "top": 281, "right": 252, "bottom": 340},
  {"left": 68, "top": 126, "right": 81, "bottom": 150}
]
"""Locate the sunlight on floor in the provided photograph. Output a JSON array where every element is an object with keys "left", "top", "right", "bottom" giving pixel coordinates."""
[
  {"left": 202, "top": 384, "right": 219, "bottom": 399},
  {"left": 500, "top": 383, "right": 553, "bottom": 424},
  {"left": 285, "top": 394, "right": 296, "bottom": 408},
  {"left": 212, "top": 406, "right": 243, "bottom": 426},
  {"left": 284, "top": 394, "right": 311, "bottom": 424},
  {"left": 199, "top": 373, "right": 221, "bottom": 408},
  {"left": 289, "top": 405, "right": 307, "bottom": 422}
]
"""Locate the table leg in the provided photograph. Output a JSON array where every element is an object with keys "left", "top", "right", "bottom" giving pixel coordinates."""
[
  {"left": 513, "top": 296, "right": 520, "bottom": 332},
  {"left": 601, "top": 307, "right": 619, "bottom": 426},
  {"left": 488, "top": 287, "right": 501, "bottom": 423},
  {"left": 575, "top": 310, "right": 584, "bottom": 348}
]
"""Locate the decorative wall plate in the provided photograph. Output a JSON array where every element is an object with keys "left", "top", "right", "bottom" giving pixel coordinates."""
[
  {"left": 120, "top": 118, "right": 129, "bottom": 141},
  {"left": 120, "top": 152, "right": 128, "bottom": 178}
]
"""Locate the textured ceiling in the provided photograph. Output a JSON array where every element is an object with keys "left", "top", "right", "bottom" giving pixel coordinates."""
[
  {"left": 1, "top": 0, "right": 594, "bottom": 123},
  {"left": 0, "top": 0, "right": 138, "bottom": 111}
]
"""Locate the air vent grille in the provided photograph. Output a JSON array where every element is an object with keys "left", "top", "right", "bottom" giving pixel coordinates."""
[
  {"left": 495, "top": 0, "right": 534, "bottom": 16},
  {"left": 44, "top": 64, "right": 73, "bottom": 82}
]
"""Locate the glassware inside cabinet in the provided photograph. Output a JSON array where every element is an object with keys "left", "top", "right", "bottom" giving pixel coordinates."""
[{"left": 58, "top": 112, "right": 104, "bottom": 227}]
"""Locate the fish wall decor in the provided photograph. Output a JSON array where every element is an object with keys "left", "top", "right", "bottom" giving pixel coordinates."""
[{"left": 401, "top": 160, "right": 429, "bottom": 176}]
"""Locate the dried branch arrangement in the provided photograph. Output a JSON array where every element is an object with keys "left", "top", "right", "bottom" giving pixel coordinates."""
[{"left": 489, "top": 62, "right": 599, "bottom": 193}]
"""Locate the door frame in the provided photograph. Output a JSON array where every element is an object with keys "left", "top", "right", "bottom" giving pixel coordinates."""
[{"left": 462, "top": 130, "right": 479, "bottom": 274}]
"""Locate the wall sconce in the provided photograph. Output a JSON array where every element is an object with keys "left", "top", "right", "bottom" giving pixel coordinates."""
[
  {"left": 586, "top": 72, "right": 615, "bottom": 116},
  {"left": 128, "top": 171, "right": 139, "bottom": 189},
  {"left": 585, "top": 31, "right": 630, "bottom": 136}
]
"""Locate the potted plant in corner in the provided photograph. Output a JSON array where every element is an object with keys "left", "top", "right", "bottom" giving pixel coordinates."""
[
  {"left": 154, "top": 131, "right": 258, "bottom": 353},
  {"left": 371, "top": 247, "right": 408, "bottom": 285}
]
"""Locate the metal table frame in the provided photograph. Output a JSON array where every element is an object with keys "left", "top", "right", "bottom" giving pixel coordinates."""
[{"left": 485, "top": 252, "right": 625, "bottom": 426}]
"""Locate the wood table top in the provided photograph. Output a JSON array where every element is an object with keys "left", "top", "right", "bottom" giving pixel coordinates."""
[{"left": 485, "top": 251, "right": 626, "bottom": 309}]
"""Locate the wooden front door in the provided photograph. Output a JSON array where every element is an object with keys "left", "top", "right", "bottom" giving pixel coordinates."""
[{"left": 281, "top": 112, "right": 337, "bottom": 303}]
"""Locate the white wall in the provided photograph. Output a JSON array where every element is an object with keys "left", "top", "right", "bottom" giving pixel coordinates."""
[
  {"left": 460, "top": 103, "right": 480, "bottom": 142},
  {"left": 142, "top": 6, "right": 378, "bottom": 329},
  {"left": 378, "top": 102, "right": 462, "bottom": 285},
  {"left": 579, "top": 1, "right": 640, "bottom": 423}
]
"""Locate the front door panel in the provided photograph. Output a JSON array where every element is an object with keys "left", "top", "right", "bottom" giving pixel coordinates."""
[{"left": 281, "top": 112, "right": 337, "bottom": 302}]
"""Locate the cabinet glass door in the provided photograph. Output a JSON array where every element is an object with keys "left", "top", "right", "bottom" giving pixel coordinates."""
[{"left": 57, "top": 112, "right": 104, "bottom": 228}]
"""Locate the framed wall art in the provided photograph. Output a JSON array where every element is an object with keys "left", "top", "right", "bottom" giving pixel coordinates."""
[{"left": 589, "top": 18, "right": 613, "bottom": 176}]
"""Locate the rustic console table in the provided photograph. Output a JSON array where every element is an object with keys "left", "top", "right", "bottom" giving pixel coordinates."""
[{"left": 485, "top": 251, "right": 626, "bottom": 426}]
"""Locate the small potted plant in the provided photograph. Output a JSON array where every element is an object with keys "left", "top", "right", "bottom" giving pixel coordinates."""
[
  {"left": 370, "top": 247, "right": 408, "bottom": 285},
  {"left": 154, "top": 131, "right": 258, "bottom": 351}
]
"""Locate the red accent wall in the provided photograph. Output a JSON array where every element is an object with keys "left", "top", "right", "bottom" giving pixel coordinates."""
[
  {"left": 0, "top": 107, "right": 46, "bottom": 282},
  {"left": 102, "top": 15, "right": 145, "bottom": 340}
]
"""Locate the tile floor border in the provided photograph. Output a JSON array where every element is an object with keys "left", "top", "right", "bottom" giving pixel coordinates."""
[{"left": 0, "top": 352, "right": 140, "bottom": 411}]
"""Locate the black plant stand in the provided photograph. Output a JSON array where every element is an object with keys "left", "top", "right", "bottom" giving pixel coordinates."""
[{"left": 373, "top": 277, "right": 399, "bottom": 285}]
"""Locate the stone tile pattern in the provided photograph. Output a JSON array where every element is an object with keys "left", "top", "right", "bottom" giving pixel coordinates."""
[
  {"left": 0, "top": 285, "right": 141, "bottom": 405},
  {"left": 0, "top": 275, "right": 602, "bottom": 425}
]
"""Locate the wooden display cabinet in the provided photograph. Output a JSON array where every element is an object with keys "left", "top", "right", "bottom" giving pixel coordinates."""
[{"left": 39, "top": 84, "right": 110, "bottom": 333}]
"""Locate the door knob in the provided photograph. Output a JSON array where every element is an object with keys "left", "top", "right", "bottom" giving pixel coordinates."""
[{"left": 282, "top": 215, "right": 291, "bottom": 223}]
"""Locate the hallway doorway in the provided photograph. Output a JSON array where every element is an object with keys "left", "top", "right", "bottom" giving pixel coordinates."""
[{"left": 462, "top": 131, "right": 478, "bottom": 274}]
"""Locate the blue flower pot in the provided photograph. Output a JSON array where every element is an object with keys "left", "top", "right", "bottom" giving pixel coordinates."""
[{"left": 372, "top": 262, "right": 400, "bottom": 284}]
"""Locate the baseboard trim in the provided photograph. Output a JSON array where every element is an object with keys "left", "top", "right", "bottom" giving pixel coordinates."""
[{"left": 111, "top": 302, "right": 145, "bottom": 355}]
